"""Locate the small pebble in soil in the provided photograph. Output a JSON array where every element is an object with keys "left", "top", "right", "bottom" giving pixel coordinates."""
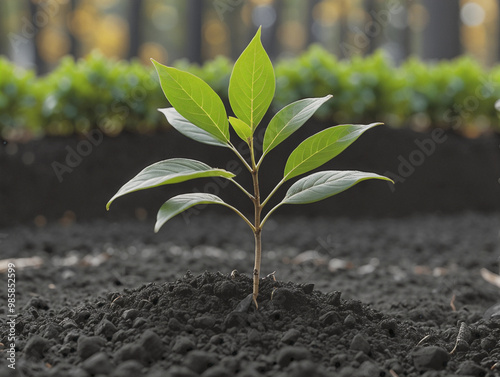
[
  {"left": 276, "top": 346, "right": 312, "bottom": 367},
  {"left": 200, "top": 365, "right": 232, "bottom": 377},
  {"left": 96, "top": 319, "right": 118, "bottom": 339},
  {"left": 24, "top": 335, "right": 49, "bottom": 360},
  {"left": 162, "top": 365, "right": 198, "bottom": 377},
  {"left": 82, "top": 352, "right": 114, "bottom": 375},
  {"left": 182, "top": 350, "right": 218, "bottom": 374},
  {"left": 194, "top": 315, "right": 216, "bottom": 328},
  {"left": 412, "top": 346, "right": 449, "bottom": 371},
  {"left": 43, "top": 323, "right": 62, "bottom": 340},
  {"left": 353, "top": 361, "right": 382, "bottom": 377},
  {"left": 111, "top": 360, "right": 144, "bottom": 377},
  {"left": 247, "top": 328, "right": 261, "bottom": 344},
  {"left": 139, "top": 330, "right": 164, "bottom": 362},
  {"left": 343, "top": 314, "right": 357, "bottom": 328},
  {"left": 123, "top": 308, "right": 140, "bottom": 320},
  {"left": 319, "top": 311, "right": 340, "bottom": 326},
  {"left": 281, "top": 328, "right": 300, "bottom": 345},
  {"left": 350, "top": 333, "right": 371, "bottom": 355},
  {"left": 301, "top": 283, "right": 314, "bottom": 294},
  {"left": 114, "top": 343, "right": 148, "bottom": 365},
  {"left": 77, "top": 335, "right": 105, "bottom": 360},
  {"left": 456, "top": 360, "right": 489, "bottom": 376},
  {"left": 23, "top": 297, "right": 50, "bottom": 311},
  {"left": 172, "top": 336, "right": 196, "bottom": 354}
]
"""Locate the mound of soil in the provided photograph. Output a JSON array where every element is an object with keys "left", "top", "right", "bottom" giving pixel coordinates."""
[{"left": 1, "top": 212, "right": 500, "bottom": 376}]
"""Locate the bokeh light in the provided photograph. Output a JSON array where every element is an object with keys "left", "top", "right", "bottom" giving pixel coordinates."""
[
  {"left": 95, "top": 15, "right": 128, "bottom": 58},
  {"left": 38, "top": 27, "right": 70, "bottom": 63},
  {"left": 407, "top": 3, "right": 429, "bottom": 32},
  {"left": 252, "top": 5, "right": 276, "bottom": 28},
  {"left": 139, "top": 42, "right": 168, "bottom": 65},
  {"left": 461, "top": 1, "right": 485, "bottom": 26},
  {"left": 278, "top": 21, "right": 306, "bottom": 51},
  {"left": 313, "top": 1, "right": 341, "bottom": 27},
  {"left": 204, "top": 20, "right": 227, "bottom": 46}
]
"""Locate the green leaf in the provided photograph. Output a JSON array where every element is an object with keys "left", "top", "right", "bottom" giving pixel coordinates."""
[
  {"left": 282, "top": 170, "right": 394, "bottom": 205},
  {"left": 229, "top": 116, "right": 252, "bottom": 143},
  {"left": 228, "top": 27, "right": 275, "bottom": 130},
  {"left": 263, "top": 95, "right": 332, "bottom": 156},
  {"left": 283, "top": 122, "right": 382, "bottom": 181},
  {"left": 107, "top": 158, "right": 235, "bottom": 209},
  {"left": 159, "top": 108, "right": 229, "bottom": 148},
  {"left": 155, "top": 193, "right": 228, "bottom": 232},
  {"left": 151, "top": 59, "right": 229, "bottom": 143}
]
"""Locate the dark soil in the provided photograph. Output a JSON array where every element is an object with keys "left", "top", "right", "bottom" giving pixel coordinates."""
[
  {"left": 2, "top": 126, "right": 500, "bottom": 227},
  {"left": 1, "top": 212, "right": 500, "bottom": 377}
]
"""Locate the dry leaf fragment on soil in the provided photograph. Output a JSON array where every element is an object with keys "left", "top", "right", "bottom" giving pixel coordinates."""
[
  {"left": 480, "top": 268, "right": 500, "bottom": 288},
  {"left": 0, "top": 257, "right": 43, "bottom": 272}
]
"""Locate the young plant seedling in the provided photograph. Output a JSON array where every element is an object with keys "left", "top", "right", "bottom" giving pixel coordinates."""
[{"left": 107, "top": 28, "right": 393, "bottom": 309}]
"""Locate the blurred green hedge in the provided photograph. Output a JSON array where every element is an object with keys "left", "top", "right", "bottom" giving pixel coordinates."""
[{"left": 1, "top": 47, "right": 500, "bottom": 139}]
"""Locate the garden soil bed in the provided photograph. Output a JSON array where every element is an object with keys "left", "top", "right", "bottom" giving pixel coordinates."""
[
  {"left": 1, "top": 125, "right": 500, "bottom": 227},
  {"left": 1, "top": 212, "right": 500, "bottom": 376}
]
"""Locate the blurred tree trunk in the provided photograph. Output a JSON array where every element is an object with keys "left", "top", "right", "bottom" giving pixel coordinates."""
[
  {"left": 68, "top": 0, "right": 79, "bottom": 58},
  {"left": 420, "top": 0, "right": 461, "bottom": 60},
  {"left": 399, "top": 6, "right": 412, "bottom": 62},
  {"left": 0, "top": 4, "right": 3, "bottom": 56},
  {"left": 264, "top": 0, "right": 282, "bottom": 59},
  {"left": 306, "top": 0, "right": 320, "bottom": 45},
  {"left": 228, "top": 7, "right": 241, "bottom": 61},
  {"left": 187, "top": 0, "right": 203, "bottom": 64},
  {"left": 28, "top": 0, "right": 45, "bottom": 74},
  {"left": 338, "top": 0, "right": 348, "bottom": 58},
  {"left": 128, "top": 0, "right": 143, "bottom": 59},
  {"left": 363, "top": 0, "right": 377, "bottom": 55}
]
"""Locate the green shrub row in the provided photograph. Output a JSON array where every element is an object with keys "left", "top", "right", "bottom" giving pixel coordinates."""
[{"left": 1, "top": 47, "right": 500, "bottom": 139}]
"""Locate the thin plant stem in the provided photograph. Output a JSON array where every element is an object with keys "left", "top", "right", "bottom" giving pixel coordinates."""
[
  {"left": 253, "top": 224, "right": 262, "bottom": 309},
  {"left": 229, "top": 143, "right": 252, "bottom": 172},
  {"left": 260, "top": 202, "right": 283, "bottom": 229},
  {"left": 250, "top": 136, "right": 262, "bottom": 309},
  {"left": 229, "top": 178, "right": 254, "bottom": 201},
  {"left": 261, "top": 177, "right": 286, "bottom": 208},
  {"left": 222, "top": 203, "right": 255, "bottom": 232}
]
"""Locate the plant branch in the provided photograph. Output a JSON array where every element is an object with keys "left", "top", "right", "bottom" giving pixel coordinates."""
[
  {"left": 222, "top": 202, "right": 255, "bottom": 232},
  {"left": 260, "top": 202, "right": 283, "bottom": 228},
  {"left": 256, "top": 153, "right": 266, "bottom": 170},
  {"left": 261, "top": 177, "right": 286, "bottom": 208},
  {"left": 228, "top": 143, "right": 252, "bottom": 172},
  {"left": 229, "top": 178, "right": 254, "bottom": 200}
]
